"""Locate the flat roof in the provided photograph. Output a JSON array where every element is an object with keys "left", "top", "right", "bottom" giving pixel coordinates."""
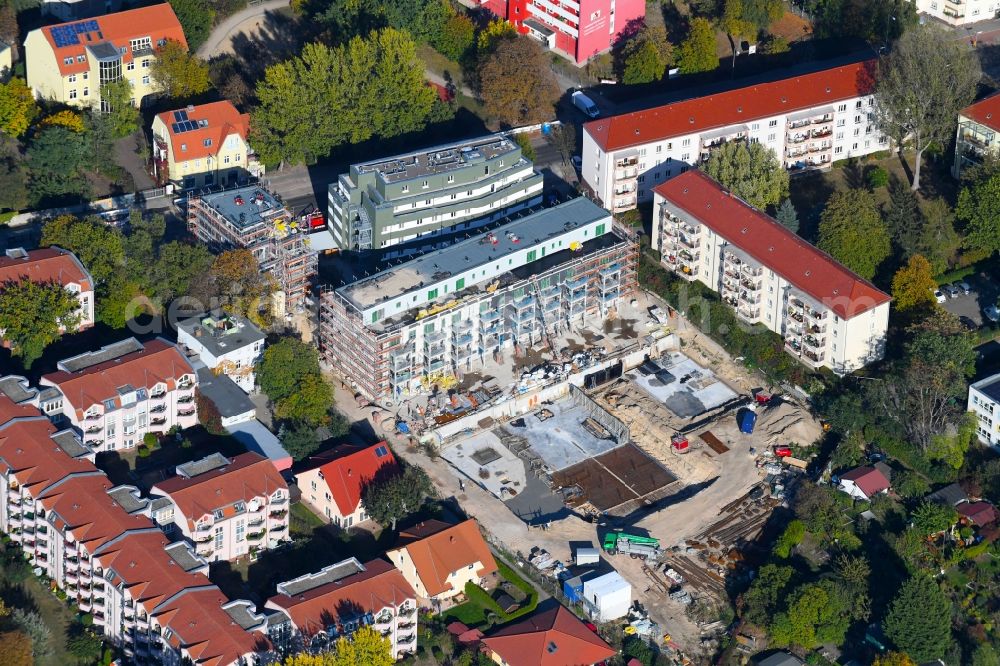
[
  {"left": 276, "top": 557, "right": 366, "bottom": 596},
  {"left": 178, "top": 313, "right": 264, "bottom": 359},
  {"left": 0, "top": 376, "right": 35, "bottom": 404},
  {"left": 355, "top": 134, "right": 518, "bottom": 184},
  {"left": 228, "top": 419, "right": 292, "bottom": 471},
  {"left": 57, "top": 337, "right": 144, "bottom": 372},
  {"left": 337, "top": 197, "right": 609, "bottom": 310},
  {"left": 195, "top": 368, "right": 255, "bottom": 420},
  {"left": 195, "top": 186, "right": 288, "bottom": 231},
  {"left": 974, "top": 373, "right": 1000, "bottom": 404}
]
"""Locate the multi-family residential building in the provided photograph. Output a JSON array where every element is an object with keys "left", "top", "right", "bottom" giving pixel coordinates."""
[
  {"left": 151, "top": 101, "right": 264, "bottom": 190},
  {"left": 480, "top": 0, "right": 645, "bottom": 64},
  {"left": 177, "top": 311, "right": 265, "bottom": 393},
  {"left": 582, "top": 60, "right": 888, "bottom": 212},
  {"left": 42, "top": 0, "right": 122, "bottom": 21},
  {"left": 386, "top": 519, "right": 498, "bottom": 605},
  {"left": 150, "top": 452, "right": 289, "bottom": 561},
  {"left": 39, "top": 337, "right": 198, "bottom": 452},
  {"left": 0, "top": 247, "right": 95, "bottom": 339},
  {"left": 25, "top": 4, "right": 187, "bottom": 109},
  {"left": 652, "top": 171, "right": 890, "bottom": 373},
  {"left": 319, "top": 197, "right": 638, "bottom": 400},
  {"left": 187, "top": 185, "right": 318, "bottom": 314},
  {"left": 0, "top": 390, "right": 269, "bottom": 665},
  {"left": 969, "top": 373, "right": 1000, "bottom": 446},
  {"left": 327, "top": 134, "right": 544, "bottom": 255},
  {"left": 296, "top": 442, "right": 398, "bottom": 528},
  {"left": 480, "top": 604, "right": 616, "bottom": 665},
  {"left": 953, "top": 92, "right": 1000, "bottom": 179},
  {"left": 265, "top": 557, "right": 418, "bottom": 658},
  {"left": 912, "top": 0, "right": 998, "bottom": 26}
]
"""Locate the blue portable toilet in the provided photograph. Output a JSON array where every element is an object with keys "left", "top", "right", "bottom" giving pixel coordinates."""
[{"left": 738, "top": 409, "right": 757, "bottom": 434}]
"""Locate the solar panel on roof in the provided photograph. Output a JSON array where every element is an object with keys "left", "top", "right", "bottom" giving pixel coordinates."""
[{"left": 173, "top": 110, "right": 188, "bottom": 122}]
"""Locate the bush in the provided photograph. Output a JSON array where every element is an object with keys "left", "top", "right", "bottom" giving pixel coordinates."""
[
  {"left": 773, "top": 519, "right": 806, "bottom": 558},
  {"left": 866, "top": 166, "right": 889, "bottom": 188},
  {"left": 136, "top": 445, "right": 151, "bottom": 458},
  {"left": 512, "top": 133, "right": 536, "bottom": 162}
]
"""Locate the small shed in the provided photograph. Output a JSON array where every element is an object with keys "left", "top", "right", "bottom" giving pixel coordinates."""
[{"left": 575, "top": 547, "right": 600, "bottom": 566}]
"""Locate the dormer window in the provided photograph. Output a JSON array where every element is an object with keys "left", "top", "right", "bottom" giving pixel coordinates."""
[
  {"left": 213, "top": 509, "right": 224, "bottom": 520},
  {"left": 203, "top": 138, "right": 212, "bottom": 147},
  {"left": 180, "top": 143, "right": 187, "bottom": 152}
]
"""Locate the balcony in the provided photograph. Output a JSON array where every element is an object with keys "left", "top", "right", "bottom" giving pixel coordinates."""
[
  {"left": 787, "top": 119, "right": 811, "bottom": 129},
  {"left": 810, "top": 128, "right": 833, "bottom": 139},
  {"left": 269, "top": 508, "right": 288, "bottom": 519},
  {"left": 247, "top": 530, "right": 265, "bottom": 542},
  {"left": 739, "top": 292, "right": 761, "bottom": 305},
  {"left": 176, "top": 395, "right": 194, "bottom": 404},
  {"left": 803, "top": 349, "right": 825, "bottom": 365},
  {"left": 177, "top": 407, "right": 196, "bottom": 417},
  {"left": 150, "top": 404, "right": 167, "bottom": 414},
  {"left": 85, "top": 424, "right": 103, "bottom": 434},
  {"left": 943, "top": 5, "right": 964, "bottom": 17},
  {"left": 804, "top": 335, "right": 825, "bottom": 350},
  {"left": 737, "top": 306, "right": 760, "bottom": 321}
]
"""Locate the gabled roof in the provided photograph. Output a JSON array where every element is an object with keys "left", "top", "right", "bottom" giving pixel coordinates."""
[
  {"left": 958, "top": 501, "right": 998, "bottom": 527},
  {"left": 392, "top": 519, "right": 498, "bottom": 597},
  {"left": 267, "top": 559, "right": 415, "bottom": 636},
  {"left": 0, "top": 415, "right": 95, "bottom": 495},
  {"left": 961, "top": 92, "right": 1000, "bottom": 132},
  {"left": 585, "top": 60, "right": 875, "bottom": 152},
  {"left": 153, "top": 586, "right": 266, "bottom": 666},
  {"left": 299, "top": 442, "right": 398, "bottom": 516},
  {"left": 840, "top": 466, "right": 891, "bottom": 498},
  {"left": 927, "top": 483, "right": 968, "bottom": 507},
  {"left": 36, "top": 4, "right": 186, "bottom": 77},
  {"left": 0, "top": 247, "right": 92, "bottom": 292},
  {"left": 654, "top": 171, "right": 891, "bottom": 319},
  {"left": 152, "top": 452, "right": 286, "bottom": 528},
  {"left": 42, "top": 339, "right": 194, "bottom": 418},
  {"left": 481, "top": 605, "right": 616, "bottom": 666},
  {"left": 155, "top": 101, "right": 251, "bottom": 164}
]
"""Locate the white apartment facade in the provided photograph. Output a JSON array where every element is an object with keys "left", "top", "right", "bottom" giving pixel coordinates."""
[
  {"left": 0, "top": 247, "right": 95, "bottom": 337},
  {"left": 970, "top": 374, "right": 1000, "bottom": 446},
  {"left": 913, "top": 0, "right": 998, "bottom": 25},
  {"left": 150, "top": 452, "right": 290, "bottom": 562},
  {"left": 953, "top": 92, "right": 1000, "bottom": 179},
  {"left": 652, "top": 171, "right": 891, "bottom": 373},
  {"left": 177, "top": 312, "right": 265, "bottom": 393},
  {"left": 582, "top": 61, "right": 888, "bottom": 212},
  {"left": 39, "top": 338, "right": 198, "bottom": 452}
]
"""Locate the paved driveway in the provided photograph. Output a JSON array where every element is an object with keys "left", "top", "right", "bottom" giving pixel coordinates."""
[{"left": 941, "top": 273, "right": 999, "bottom": 327}]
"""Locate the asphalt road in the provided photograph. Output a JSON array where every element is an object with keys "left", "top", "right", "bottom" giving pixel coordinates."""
[{"left": 196, "top": 0, "right": 290, "bottom": 59}]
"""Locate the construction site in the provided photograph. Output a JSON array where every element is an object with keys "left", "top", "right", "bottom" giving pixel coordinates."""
[{"left": 186, "top": 185, "right": 318, "bottom": 315}]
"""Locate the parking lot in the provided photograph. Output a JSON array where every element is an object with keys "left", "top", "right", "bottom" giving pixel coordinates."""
[{"left": 939, "top": 272, "right": 999, "bottom": 328}]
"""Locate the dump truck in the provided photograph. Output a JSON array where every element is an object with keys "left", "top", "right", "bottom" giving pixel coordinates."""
[{"left": 602, "top": 533, "right": 662, "bottom": 560}]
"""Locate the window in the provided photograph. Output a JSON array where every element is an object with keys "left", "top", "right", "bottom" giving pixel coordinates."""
[
  {"left": 69, "top": 89, "right": 77, "bottom": 99},
  {"left": 235, "top": 520, "right": 245, "bottom": 542},
  {"left": 767, "top": 133, "right": 776, "bottom": 142},
  {"left": 375, "top": 445, "right": 389, "bottom": 458},
  {"left": 127, "top": 61, "right": 135, "bottom": 71},
  {"left": 682, "top": 138, "right": 691, "bottom": 147},
  {"left": 234, "top": 502, "right": 246, "bottom": 514},
  {"left": 655, "top": 145, "right": 662, "bottom": 153},
  {"left": 223, "top": 155, "right": 230, "bottom": 164},
  {"left": 180, "top": 143, "right": 187, "bottom": 152},
  {"left": 130, "top": 37, "right": 152, "bottom": 52},
  {"left": 77, "top": 55, "right": 86, "bottom": 63},
  {"left": 141, "top": 59, "right": 150, "bottom": 68},
  {"left": 214, "top": 527, "right": 223, "bottom": 550},
  {"left": 141, "top": 75, "right": 150, "bottom": 85},
  {"left": 447, "top": 175, "right": 454, "bottom": 183},
  {"left": 401, "top": 185, "right": 409, "bottom": 193},
  {"left": 203, "top": 138, "right": 212, "bottom": 147},
  {"left": 855, "top": 100, "right": 862, "bottom": 109},
  {"left": 421, "top": 180, "right": 429, "bottom": 188},
  {"left": 68, "top": 74, "right": 77, "bottom": 83},
  {"left": 854, "top": 115, "right": 862, "bottom": 124},
  {"left": 63, "top": 57, "right": 74, "bottom": 65},
  {"left": 768, "top": 119, "right": 778, "bottom": 127}
]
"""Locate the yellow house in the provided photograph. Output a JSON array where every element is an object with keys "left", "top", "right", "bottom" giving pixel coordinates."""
[
  {"left": 24, "top": 4, "right": 186, "bottom": 109},
  {"left": 151, "top": 100, "right": 263, "bottom": 190}
]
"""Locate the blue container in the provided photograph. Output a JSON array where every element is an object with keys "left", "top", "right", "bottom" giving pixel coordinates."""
[{"left": 738, "top": 410, "right": 757, "bottom": 434}]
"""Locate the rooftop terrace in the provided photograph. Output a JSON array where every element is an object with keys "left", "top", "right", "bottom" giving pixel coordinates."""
[
  {"left": 355, "top": 134, "right": 518, "bottom": 184},
  {"left": 195, "top": 186, "right": 288, "bottom": 231}
]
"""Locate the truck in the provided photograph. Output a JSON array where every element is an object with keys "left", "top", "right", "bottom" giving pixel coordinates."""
[
  {"left": 602, "top": 532, "right": 661, "bottom": 560},
  {"left": 572, "top": 91, "right": 600, "bottom": 119}
]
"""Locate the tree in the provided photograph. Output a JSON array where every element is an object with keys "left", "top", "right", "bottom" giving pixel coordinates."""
[
  {"left": 26, "top": 127, "right": 91, "bottom": 207},
  {"left": 40, "top": 215, "right": 125, "bottom": 285},
  {"left": 775, "top": 199, "right": 799, "bottom": 233},
  {"left": 13, "top": 608, "right": 53, "bottom": 661},
  {"left": 874, "top": 26, "right": 980, "bottom": 190},
  {"left": 956, "top": 171, "right": 1000, "bottom": 257},
  {"left": 0, "top": 279, "right": 81, "bottom": 367},
  {"left": 740, "top": 563, "right": 794, "bottom": 627},
  {"left": 151, "top": 40, "right": 211, "bottom": 99},
  {"left": 884, "top": 180, "right": 924, "bottom": 258},
  {"left": 66, "top": 625, "right": 103, "bottom": 663},
  {"left": 478, "top": 37, "right": 560, "bottom": 128},
  {"left": 676, "top": 18, "right": 718, "bottom": 74},
  {"left": 434, "top": 13, "right": 475, "bottom": 62},
  {"left": 720, "top": 0, "right": 756, "bottom": 69},
  {"left": 273, "top": 373, "right": 333, "bottom": 426},
  {"left": 0, "top": 630, "right": 33, "bottom": 666},
  {"left": 874, "top": 653, "right": 917, "bottom": 666},
  {"left": 894, "top": 471, "right": 930, "bottom": 500},
  {"left": 833, "top": 553, "right": 871, "bottom": 621},
  {"left": 259, "top": 338, "right": 324, "bottom": 402},
  {"left": 0, "top": 136, "right": 26, "bottom": 212},
  {"left": 772, "top": 519, "right": 805, "bottom": 557},
  {"left": 891, "top": 255, "right": 937, "bottom": 313},
  {"left": 149, "top": 241, "right": 214, "bottom": 303},
  {"left": 817, "top": 189, "right": 891, "bottom": 280},
  {"left": 284, "top": 653, "right": 335, "bottom": 666},
  {"left": 38, "top": 110, "right": 86, "bottom": 133},
  {"left": 883, "top": 575, "right": 952, "bottom": 661},
  {"left": 279, "top": 422, "right": 321, "bottom": 461},
  {"left": 702, "top": 140, "right": 789, "bottom": 209},
  {"left": 620, "top": 24, "right": 672, "bottom": 84},
  {"left": 911, "top": 501, "right": 957, "bottom": 536},
  {"left": 547, "top": 124, "right": 576, "bottom": 166},
  {"left": 972, "top": 645, "right": 1000, "bottom": 666},
  {"left": 169, "top": 0, "right": 215, "bottom": 52},
  {"left": 917, "top": 198, "right": 960, "bottom": 274},
  {"left": 331, "top": 626, "right": 393, "bottom": 666},
  {"left": 769, "top": 581, "right": 850, "bottom": 649},
  {"left": 0, "top": 77, "right": 40, "bottom": 138},
  {"left": 362, "top": 465, "right": 433, "bottom": 530},
  {"left": 208, "top": 249, "right": 276, "bottom": 326},
  {"left": 477, "top": 18, "right": 517, "bottom": 55},
  {"left": 512, "top": 133, "right": 535, "bottom": 162},
  {"left": 741, "top": 0, "right": 784, "bottom": 31},
  {"left": 196, "top": 389, "right": 226, "bottom": 435},
  {"left": 100, "top": 77, "right": 140, "bottom": 138}
]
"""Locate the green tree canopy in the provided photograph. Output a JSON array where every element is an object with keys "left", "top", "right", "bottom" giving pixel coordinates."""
[
  {"left": 884, "top": 180, "right": 924, "bottom": 258},
  {"left": 676, "top": 18, "right": 718, "bottom": 74},
  {"left": 769, "top": 581, "right": 850, "bottom": 649},
  {"left": 361, "top": 465, "right": 432, "bottom": 530},
  {"left": 817, "top": 188, "right": 891, "bottom": 280},
  {"left": 916, "top": 198, "right": 959, "bottom": 274},
  {"left": 151, "top": 39, "right": 211, "bottom": 100},
  {"left": 775, "top": 199, "right": 799, "bottom": 233},
  {"left": 100, "top": 78, "right": 140, "bottom": 138},
  {"left": 911, "top": 501, "right": 957, "bottom": 536},
  {"left": 478, "top": 36, "right": 560, "bottom": 128},
  {"left": 620, "top": 24, "right": 672, "bottom": 84},
  {"left": 169, "top": 0, "right": 215, "bottom": 53},
  {"left": 883, "top": 575, "right": 952, "bottom": 662},
  {"left": 40, "top": 215, "right": 125, "bottom": 285},
  {"left": 279, "top": 422, "right": 321, "bottom": 461},
  {"left": 0, "top": 77, "right": 40, "bottom": 138},
  {"left": 433, "top": 12, "right": 475, "bottom": 62},
  {"left": 890, "top": 254, "right": 937, "bottom": 313},
  {"left": 259, "top": 338, "right": 323, "bottom": 402},
  {"left": 740, "top": 563, "right": 794, "bottom": 627},
  {"left": 0, "top": 279, "right": 81, "bottom": 367},
  {"left": 956, "top": 170, "right": 1000, "bottom": 256},
  {"left": 702, "top": 140, "right": 789, "bottom": 209},
  {"left": 26, "top": 127, "right": 91, "bottom": 207}
]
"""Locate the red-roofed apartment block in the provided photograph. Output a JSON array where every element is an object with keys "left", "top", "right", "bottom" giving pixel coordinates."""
[
  {"left": 295, "top": 442, "right": 398, "bottom": 528},
  {"left": 150, "top": 452, "right": 289, "bottom": 562},
  {"left": 954, "top": 92, "right": 1000, "bottom": 179},
  {"left": 582, "top": 60, "right": 886, "bottom": 212},
  {"left": 25, "top": 4, "right": 187, "bottom": 110},
  {"left": 652, "top": 171, "right": 890, "bottom": 373},
  {"left": 481, "top": 0, "right": 645, "bottom": 64},
  {"left": 0, "top": 247, "right": 95, "bottom": 341},
  {"left": 40, "top": 337, "right": 198, "bottom": 452}
]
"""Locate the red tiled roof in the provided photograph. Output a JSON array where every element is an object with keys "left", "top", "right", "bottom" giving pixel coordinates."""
[
  {"left": 155, "top": 101, "right": 250, "bottom": 163},
  {"left": 958, "top": 501, "right": 998, "bottom": 527},
  {"left": 393, "top": 519, "right": 498, "bottom": 597},
  {"left": 39, "top": 4, "right": 186, "bottom": 77},
  {"left": 961, "top": 92, "right": 1000, "bottom": 131},
  {"left": 0, "top": 247, "right": 92, "bottom": 291},
  {"left": 152, "top": 452, "right": 287, "bottom": 528},
  {"left": 0, "top": 415, "right": 94, "bottom": 494},
  {"left": 841, "top": 466, "right": 890, "bottom": 498},
  {"left": 301, "top": 442, "right": 398, "bottom": 517},
  {"left": 154, "top": 587, "right": 266, "bottom": 666},
  {"left": 267, "top": 559, "right": 415, "bottom": 636},
  {"left": 42, "top": 339, "right": 194, "bottom": 419},
  {"left": 585, "top": 60, "right": 876, "bottom": 152},
  {"left": 654, "top": 171, "right": 890, "bottom": 319},
  {"left": 482, "top": 605, "right": 616, "bottom": 666}
]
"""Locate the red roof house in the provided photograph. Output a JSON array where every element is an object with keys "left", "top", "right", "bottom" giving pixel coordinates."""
[
  {"left": 481, "top": 604, "right": 616, "bottom": 666},
  {"left": 958, "top": 501, "right": 998, "bottom": 527},
  {"left": 296, "top": 442, "right": 398, "bottom": 527},
  {"left": 838, "top": 466, "right": 891, "bottom": 501}
]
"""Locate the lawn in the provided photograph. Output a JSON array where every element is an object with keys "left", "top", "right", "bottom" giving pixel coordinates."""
[
  {"left": 416, "top": 43, "right": 464, "bottom": 83},
  {"left": 441, "top": 600, "right": 489, "bottom": 627},
  {"left": 289, "top": 501, "right": 325, "bottom": 538},
  {"left": 1, "top": 574, "right": 87, "bottom": 666}
]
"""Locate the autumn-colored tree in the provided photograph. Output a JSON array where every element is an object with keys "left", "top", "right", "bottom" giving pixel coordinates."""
[
  {"left": 478, "top": 37, "right": 560, "bottom": 127},
  {"left": 890, "top": 255, "right": 937, "bottom": 313},
  {"left": 151, "top": 39, "right": 211, "bottom": 99},
  {"left": 874, "top": 652, "right": 917, "bottom": 666},
  {"left": 676, "top": 18, "right": 718, "bottom": 74},
  {"left": 38, "top": 110, "right": 86, "bottom": 133},
  {"left": 208, "top": 249, "right": 276, "bottom": 327},
  {"left": 720, "top": 0, "right": 756, "bottom": 69},
  {"left": 477, "top": 18, "right": 517, "bottom": 55},
  {"left": 283, "top": 653, "right": 335, "bottom": 666},
  {"left": 0, "top": 78, "right": 40, "bottom": 138},
  {"left": 0, "top": 629, "right": 33, "bottom": 666}
]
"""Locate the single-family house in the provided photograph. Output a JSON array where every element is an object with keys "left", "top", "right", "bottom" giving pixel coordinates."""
[
  {"left": 480, "top": 603, "right": 615, "bottom": 666},
  {"left": 838, "top": 466, "right": 891, "bottom": 501},
  {"left": 296, "top": 442, "right": 398, "bottom": 528}
]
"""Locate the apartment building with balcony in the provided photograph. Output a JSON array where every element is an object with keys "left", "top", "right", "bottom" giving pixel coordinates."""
[
  {"left": 582, "top": 60, "right": 887, "bottom": 212},
  {"left": 953, "top": 92, "right": 1000, "bottom": 178},
  {"left": 39, "top": 337, "right": 197, "bottom": 452},
  {"left": 297, "top": 442, "right": 398, "bottom": 528},
  {"left": 0, "top": 247, "right": 95, "bottom": 340},
  {"left": 319, "top": 198, "right": 638, "bottom": 400},
  {"left": 913, "top": 0, "right": 998, "bottom": 25},
  {"left": 187, "top": 185, "right": 317, "bottom": 314},
  {"left": 266, "top": 557, "right": 418, "bottom": 658},
  {"left": 151, "top": 101, "right": 264, "bottom": 190},
  {"left": 0, "top": 392, "right": 270, "bottom": 665},
  {"left": 481, "top": 0, "right": 644, "bottom": 64},
  {"left": 25, "top": 4, "right": 186, "bottom": 110},
  {"left": 150, "top": 452, "right": 289, "bottom": 561},
  {"left": 327, "top": 134, "right": 543, "bottom": 255},
  {"left": 652, "top": 171, "right": 890, "bottom": 373},
  {"left": 177, "top": 311, "right": 265, "bottom": 393}
]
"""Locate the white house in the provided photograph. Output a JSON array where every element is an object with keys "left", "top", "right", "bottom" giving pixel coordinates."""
[
  {"left": 970, "top": 373, "right": 1000, "bottom": 446},
  {"left": 177, "top": 312, "right": 265, "bottom": 393},
  {"left": 838, "top": 466, "right": 891, "bottom": 501}
]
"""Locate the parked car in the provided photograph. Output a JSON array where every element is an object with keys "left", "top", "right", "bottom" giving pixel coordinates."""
[
  {"left": 571, "top": 156, "right": 582, "bottom": 169},
  {"left": 958, "top": 281, "right": 972, "bottom": 295},
  {"left": 943, "top": 284, "right": 961, "bottom": 298},
  {"left": 985, "top": 305, "right": 1000, "bottom": 323},
  {"left": 934, "top": 289, "right": 946, "bottom": 303}
]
